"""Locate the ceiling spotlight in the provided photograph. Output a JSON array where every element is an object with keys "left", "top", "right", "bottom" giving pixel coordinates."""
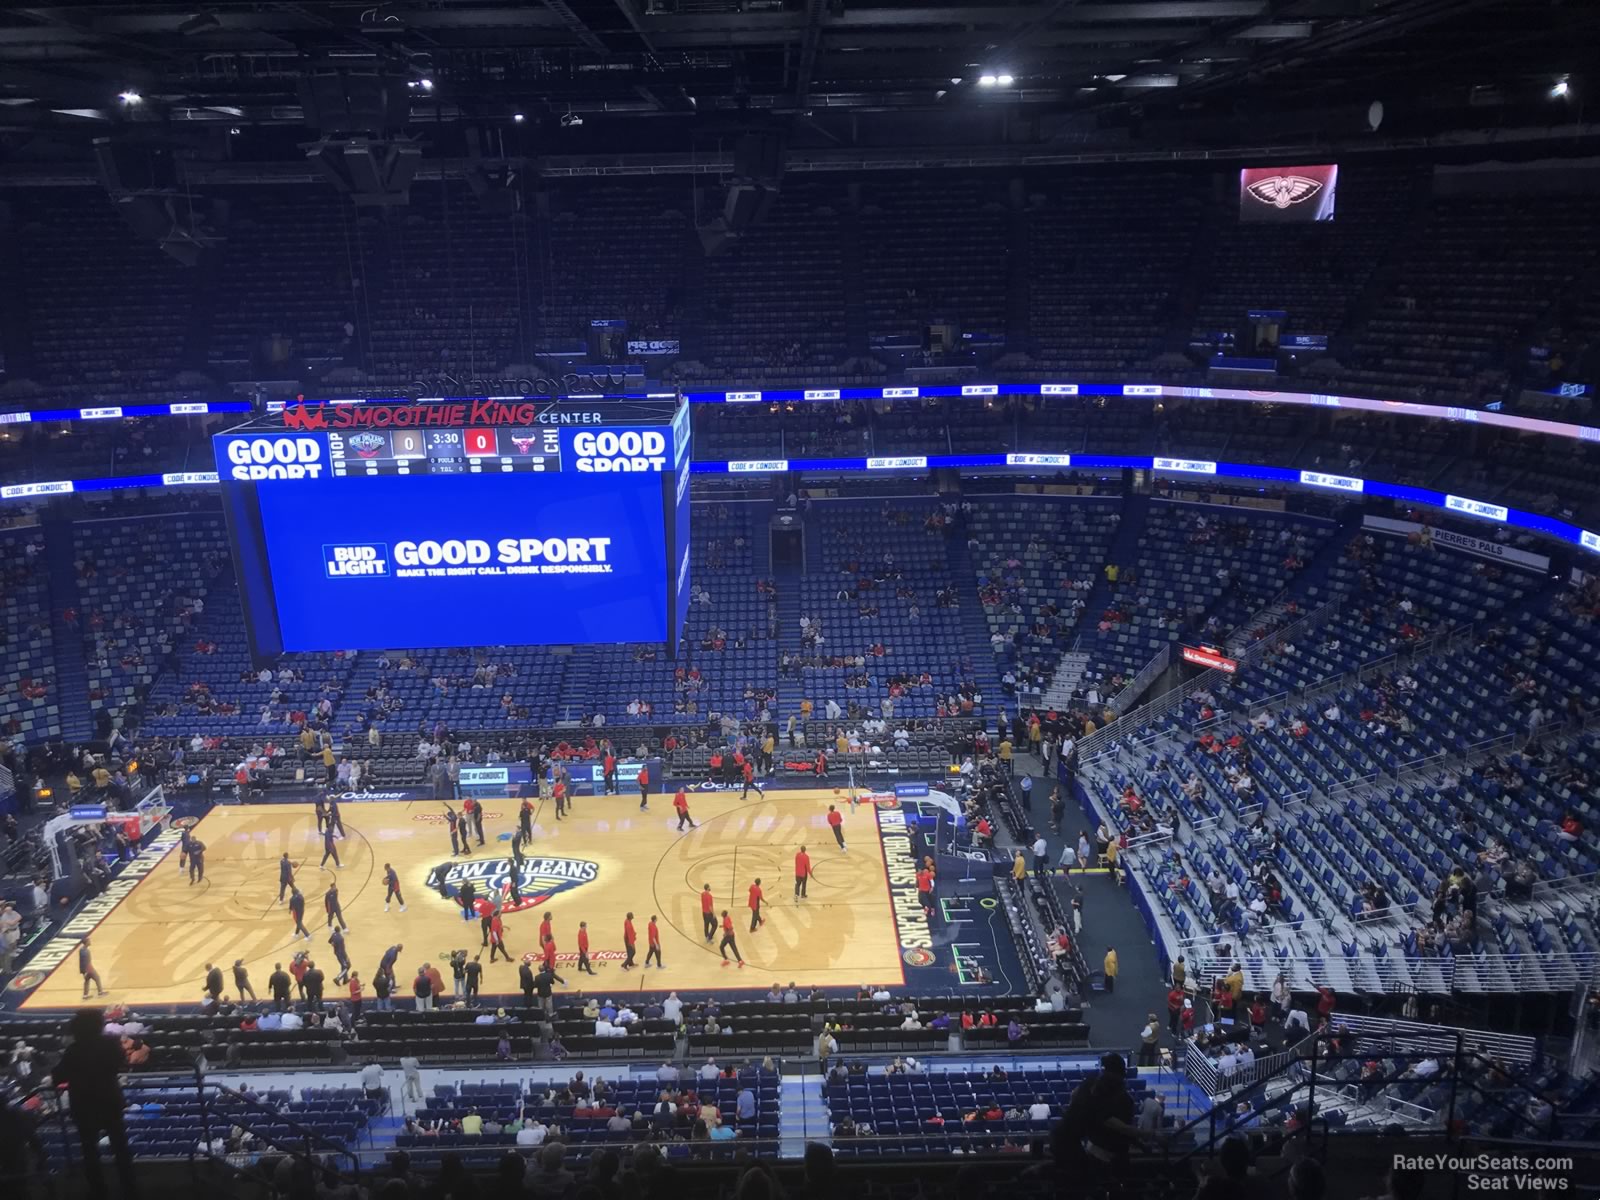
[
  {"left": 997, "top": 74, "right": 1015, "bottom": 86},
  {"left": 950, "top": 77, "right": 963, "bottom": 85},
  {"left": 229, "top": 126, "right": 241, "bottom": 135},
  {"left": 560, "top": 110, "right": 583, "bottom": 127},
  {"left": 978, "top": 74, "right": 997, "bottom": 87},
  {"left": 419, "top": 78, "right": 434, "bottom": 92},
  {"left": 118, "top": 91, "right": 142, "bottom": 105},
  {"left": 513, "top": 112, "right": 525, "bottom": 123},
  {"left": 1551, "top": 78, "right": 1570, "bottom": 98}
]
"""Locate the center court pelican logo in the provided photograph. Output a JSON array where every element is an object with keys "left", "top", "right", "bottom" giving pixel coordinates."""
[
  {"left": 1244, "top": 174, "right": 1325, "bottom": 209},
  {"left": 432, "top": 855, "right": 600, "bottom": 913}
]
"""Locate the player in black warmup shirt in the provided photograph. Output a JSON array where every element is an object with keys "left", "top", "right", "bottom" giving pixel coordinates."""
[
  {"left": 188, "top": 838, "right": 206, "bottom": 884},
  {"left": 325, "top": 882, "right": 348, "bottom": 931},
  {"left": 320, "top": 823, "right": 340, "bottom": 868},
  {"left": 383, "top": 862, "right": 406, "bottom": 912},
  {"left": 278, "top": 853, "right": 298, "bottom": 903},
  {"left": 288, "top": 885, "right": 310, "bottom": 940},
  {"left": 327, "top": 796, "right": 345, "bottom": 837}
]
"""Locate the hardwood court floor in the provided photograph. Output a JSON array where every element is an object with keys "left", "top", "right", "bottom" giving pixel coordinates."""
[{"left": 23, "top": 788, "right": 905, "bottom": 1009}]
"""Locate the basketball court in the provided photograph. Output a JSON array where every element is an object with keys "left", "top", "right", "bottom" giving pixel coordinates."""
[{"left": 21, "top": 788, "right": 912, "bottom": 1009}]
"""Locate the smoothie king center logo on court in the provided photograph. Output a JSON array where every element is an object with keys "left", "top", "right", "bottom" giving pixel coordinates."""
[{"left": 434, "top": 855, "right": 600, "bottom": 913}]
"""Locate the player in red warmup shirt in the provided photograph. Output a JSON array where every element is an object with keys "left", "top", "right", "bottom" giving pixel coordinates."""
[
  {"left": 719, "top": 910, "right": 744, "bottom": 967},
  {"left": 576, "top": 920, "right": 595, "bottom": 975},
  {"left": 747, "top": 878, "right": 765, "bottom": 931},
  {"left": 700, "top": 883, "right": 717, "bottom": 941},
  {"left": 827, "top": 805, "right": 847, "bottom": 852},
  {"left": 794, "top": 846, "right": 812, "bottom": 899},
  {"left": 645, "top": 915, "right": 663, "bottom": 968},
  {"left": 673, "top": 788, "right": 695, "bottom": 830},
  {"left": 622, "top": 912, "right": 637, "bottom": 970}
]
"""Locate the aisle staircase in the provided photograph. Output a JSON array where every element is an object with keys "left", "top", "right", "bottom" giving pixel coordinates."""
[
  {"left": 42, "top": 517, "right": 95, "bottom": 742},
  {"left": 774, "top": 560, "right": 805, "bottom": 721},
  {"left": 1038, "top": 494, "right": 1150, "bottom": 708},
  {"left": 780, "top": 1074, "right": 830, "bottom": 1155}
]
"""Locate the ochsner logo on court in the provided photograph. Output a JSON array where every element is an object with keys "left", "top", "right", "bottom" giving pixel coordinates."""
[{"left": 432, "top": 855, "right": 601, "bottom": 913}]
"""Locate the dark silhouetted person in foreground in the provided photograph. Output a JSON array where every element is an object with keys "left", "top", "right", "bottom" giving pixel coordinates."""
[{"left": 54, "top": 1008, "right": 139, "bottom": 1200}]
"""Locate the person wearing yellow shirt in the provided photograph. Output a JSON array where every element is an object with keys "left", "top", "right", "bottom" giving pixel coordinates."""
[
  {"left": 1012, "top": 851, "right": 1027, "bottom": 883},
  {"left": 998, "top": 738, "right": 1014, "bottom": 773},
  {"left": 1103, "top": 946, "right": 1119, "bottom": 994},
  {"left": 761, "top": 732, "right": 776, "bottom": 772},
  {"left": 800, "top": 698, "right": 814, "bottom": 720},
  {"left": 320, "top": 743, "right": 336, "bottom": 786},
  {"left": 835, "top": 730, "right": 849, "bottom": 756}
]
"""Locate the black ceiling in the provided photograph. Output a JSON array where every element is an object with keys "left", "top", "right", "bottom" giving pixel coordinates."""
[{"left": 0, "top": 0, "right": 1595, "bottom": 169}]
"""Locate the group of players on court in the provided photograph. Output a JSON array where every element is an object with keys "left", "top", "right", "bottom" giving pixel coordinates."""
[{"left": 254, "top": 770, "right": 866, "bottom": 998}]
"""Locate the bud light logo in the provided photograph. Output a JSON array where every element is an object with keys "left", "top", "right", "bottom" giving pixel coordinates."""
[
  {"left": 324, "top": 544, "right": 389, "bottom": 578},
  {"left": 224, "top": 435, "right": 326, "bottom": 480},
  {"left": 572, "top": 429, "right": 667, "bottom": 473}
]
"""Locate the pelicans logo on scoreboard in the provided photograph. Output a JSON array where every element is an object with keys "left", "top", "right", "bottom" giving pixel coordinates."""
[
  {"left": 432, "top": 855, "right": 601, "bottom": 913},
  {"left": 348, "top": 433, "right": 387, "bottom": 459}
]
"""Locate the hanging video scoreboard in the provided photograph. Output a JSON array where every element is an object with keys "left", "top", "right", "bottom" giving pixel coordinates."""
[
  {"left": 328, "top": 425, "right": 565, "bottom": 475},
  {"left": 214, "top": 397, "right": 693, "bottom": 655}
]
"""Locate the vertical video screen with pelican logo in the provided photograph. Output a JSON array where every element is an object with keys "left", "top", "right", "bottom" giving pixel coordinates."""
[{"left": 1239, "top": 164, "right": 1338, "bottom": 222}]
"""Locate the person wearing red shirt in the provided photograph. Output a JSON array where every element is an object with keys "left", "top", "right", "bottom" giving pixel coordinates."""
[
  {"left": 719, "top": 910, "right": 744, "bottom": 967},
  {"left": 747, "top": 879, "right": 765, "bottom": 932},
  {"left": 348, "top": 973, "right": 363, "bottom": 1020},
  {"left": 637, "top": 765, "right": 651, "bottom": 811},
  {"left": 541, "top": 934, "right": 567, "bottom": 985},
  {"left": 1316, "top": 985, "right": 1336, "bottom": 1019},
  {"left": 708, "top": 750, "right": 723, "bottom": 787},
  {"left": 1166, "top": 986, "right": 1185, "bottom": 1037},
  {"left": 552, "top": 774, "right": 568, "bottom": 821},
  {"left": 960, "top": 1011, "right": 974, "bottom": 1030},
  {"left": 700, "top": 884, "right": 717, "bottom": 941},
  {"left": 827, "top": 804, "right": 847, "bottom": 852},
  {"left": 916, "top": 866, "right": 935, "bottom": 917},
  {"left": 673, "top": 788, "right": 695, "bottom": 831},
  {"left": 487, "top": 913, "right": 510, "bottom": 963},
  {"left": 576, "top": 920, "right": 595, "bottom": 975},
  {"left": 794, "top": 846, "right": 812, "bottom": 899},
  {"left": 741, "top": 757, "right": 764, "bottom": 801},
  {"left": 814, "top": 749, "right": 828, "bottom": 777},
  {"left": 602, "top": 752, "right": 617, "bottom": 795},
  {"left": 975, "top": 817, "right": 993, "bottom": 847},
  {"left": 622, "top": 912, "right": 637, "bottom": 970},
  {"left": 645, "top": 915, "right": 663, "bottom": 968}
]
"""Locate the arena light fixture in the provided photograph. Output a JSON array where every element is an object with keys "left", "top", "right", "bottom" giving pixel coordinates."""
[
  {"left": 1551, "top": 78, "right": 1570, "bottom": 98},
  {"left": 118, "top": 91, "right": 143, "bottom": 105},
  {"left": 419, "top": 78, "right": 434, "bottom": 92},
  {"left": 996, "top": 74, "right": 1015, "bottom": 87},
  {"left": 513, "top": 112, "right": 525, "bottom": 123},
  {"left": 978, "top": 75, "right": 997, "bottom": 87}
]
